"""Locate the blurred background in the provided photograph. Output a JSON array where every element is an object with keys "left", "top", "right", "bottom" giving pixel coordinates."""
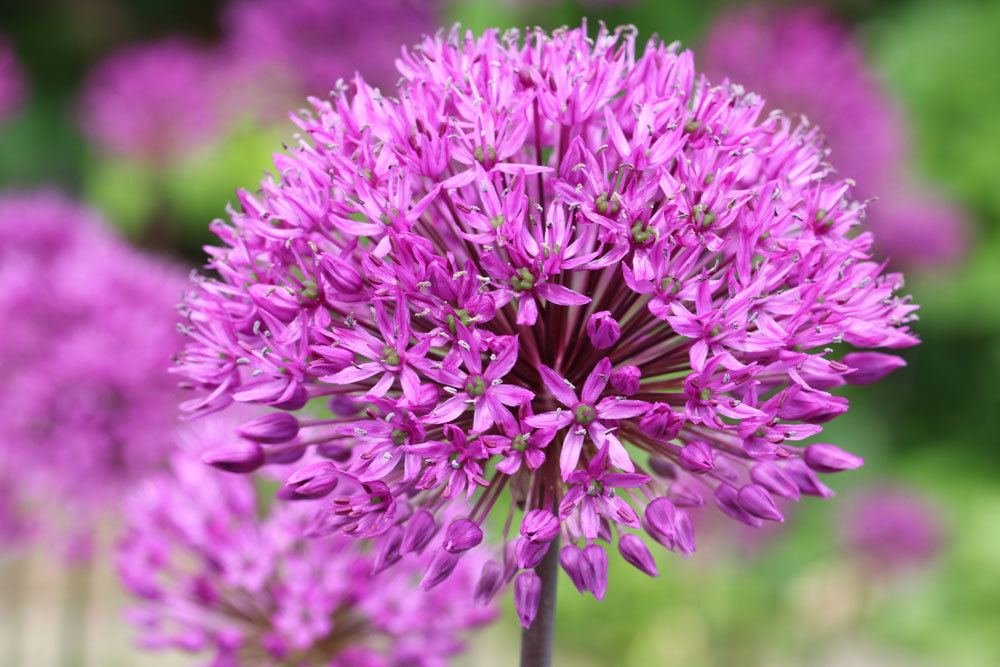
[{"left": 1, "top": 0, "right": 998, "bottom": 665}]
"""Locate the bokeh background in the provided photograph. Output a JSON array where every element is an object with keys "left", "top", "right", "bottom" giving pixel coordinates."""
[{"left": 1, "top": 0, "right": 999, "bottom": 665}]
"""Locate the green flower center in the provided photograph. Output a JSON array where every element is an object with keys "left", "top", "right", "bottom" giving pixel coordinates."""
[
  {"left": 465, "top": 375, "right": 487, "bottom": 398},
  {"left": 511, "top": 434, "right": 529, "bottom": 452},
  {"left": 595, "top": 192, "right": 621, "bottom": 217},
  {"left": 574, "top": 404, "right": 597, "bottom": 426},
  {"left": 510, "top": 267, "right": 536, "bottom": 292},
  {"left": 390, "top": 428, "right": 407, "bottom": 446},
  {"left": 586, "top": 479, "right": 605, "bottom": 496},
  {"left": 381, "top": 345, "right": 400, "bottom": 367},
  {"left": 631, "top": 221, "right": 654, "bottom": 245}
]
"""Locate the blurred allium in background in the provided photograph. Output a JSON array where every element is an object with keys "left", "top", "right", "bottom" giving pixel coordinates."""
[
  {"left": 703, "top": 6, "right": 966, "bottom": 269},
  {"left": 0, "top": 34, "right": 25, "bottom": 121},
  {"left": 79, "top": 39, "right": 220, "bottom": 163},
  {"left": 221, "top": 0, "right": 436, "bottom": 101},
  {"left": 118, "top": 419, "right": 494, "bottom": 666},
  {"left": 0, "top": 190, "right": 185, "bottom": 556},
  {"left": 842, "top": 485, "right": 943, "bottom": 573},
  {"left": 175, "top": 23, "right": 919, "bottom": 628}
]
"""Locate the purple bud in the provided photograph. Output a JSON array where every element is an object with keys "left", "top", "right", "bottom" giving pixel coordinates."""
[
  {"left": 316, "top": 441, "right": 352, "bottom": 462},
  {"left": 371, "top": 525, "right": 403, "bottom": 574},
  {"left": 520, "top": 510, "right": 560, "bottom": 543},
  {"left": 648, "top": 456, "right": 678, "bottom": 479},
  {"left": 587, "top": 311, "right": 621, "bottom": 349},
  {"left": 419, "top": 548, "right": 460, "bottom": 590},
  {"left": 618, "top": 534, "right": 658, "bottom": 577},
  {"left": 842, "top": 352, "right": 906, "bottom": 385},
  {"left": 474, "top": 560, "right": 505, "bottom": 607},
  {"left": 443, "top": 518, "right": 483, "bottom": 553},
  {"left": 559, "top": 545, "right": 587, "bottom": 593},
  {"left": 201, "top": 440, "right": 264, "bottom": 473},
  {"left": 263, "top": 442, "right": 307, "bottom": 465},
  {"left": 669, "top": 482, "right": 704, "bottom": 508},
  {"left": 737, "top": 484, "right": 784, "bottom": 522},
  {"left": 401, "top": 510, "right": 438, "bottom": 554},
  {"left": 777, "top": 390, "right": 848, "bottom": 423},
  {"left": 514, "top": 571, "right": 542, "bottom": 628},
  {"left": 803, "top": 443, "right": 864, "bottom": 473},
  {"left": 319, "top": 253, "right": 363, "bottom": 293},
  {"left": 610, "top": 365, "right": 641, "bottom": 395},
  {"left": 673, "top": 508, "right": 695, "bottom": 556},
  {"left": 784, "top": 460, "right": 835, "bottom": 498},
  {"left": 284, "top": 461, "right": 339, "bottom": 499},
  {"left": 515, "top": 537, "right": 551, "bottom": 569},
  {"left": 581, "top": 544, "right": 608, "bottom": 600},
  {"left": 639, "top": 404, "right": 684, "bottom": 441},
  {"left": 236, "top": 412, "right": 300, "bottom": 444},
  {"left": 644, "top": 496, "right": 678, "bottom": 548},
  {"left": 750, "top": 461, "right": 801, "bottom": 501},
  {"left": 678, "top": 441, "right": 714, "bottom": 473},
  {"left": 328, "top": 395, "right": 360, "bottom": 417},
  {"left": 714, "top": 483, "right": 763, "bottom": 527}
]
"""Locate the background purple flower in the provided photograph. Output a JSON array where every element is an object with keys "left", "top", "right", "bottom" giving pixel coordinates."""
[
  {"left": 0, "top": 190, "right": 186, "bottom": 555},
  {"left": 117, "top": 418, "right": 495, "bottom": 666},
  {"left": 220, "top": 0, "right": 437, "bottom": 100},
  {"left": 703, "top": 6, "right": 966, "bottom": 269},
  {"left": 175, "top": 24, "right": 918, "bottom": 626},
  {"left": 841, "top": 485, "right": 944, "bottom": 573},
  {"left": 79, "top": 39, "right": 220, "bottom": 162},
  {"left": 0, "top": 34, "right": 25, "bottom": 121}
]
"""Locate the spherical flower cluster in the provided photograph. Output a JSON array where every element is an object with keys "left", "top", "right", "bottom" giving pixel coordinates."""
[
  {"left": 841, "top": 485, "right": 943, "bottom": 573},
  {"left": 0, "top": 190, "right": 185, "bottom": 551},
  {"left": 79, "top": 39, "right": 220, "bottom": 162},
  {"left": 221, "top": 0, "right": 436, "bottom": 98},
  {"left": 176, "top": 25, "right": 918, "bottom": 625},
  {"left": 0, "top": 34, "right": 25, "bottom": 121},
  {"left": 118, "top": 418, "right": 494, "bottom": 666},
  {"left": 703, "top": 6, "right": 965, "bottom": 268}
]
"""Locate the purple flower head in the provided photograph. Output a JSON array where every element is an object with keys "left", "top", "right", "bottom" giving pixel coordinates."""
[
  {"left": 79, "top": 39, "right": 220, "bottom": 162},
  {"left": 221, "top": 0, "right": 437, "bottom": 101},
  {"left": 703, "top": 7, "right": 966, "bottom": 269},
  {"left": 0, "top": 190, "right": 186, "bottom": 556},
  {"left": 0, "top": 34, "right": 26, "bottom": 121},
  {"left": 117, "top": 421, "right": 494, "bottom": 665},
  {"left": 841, "top": 485, "right": 944, "bottom": 573},
  {"left": 176, "top": 24, "right": 919, "bottom": 621}
]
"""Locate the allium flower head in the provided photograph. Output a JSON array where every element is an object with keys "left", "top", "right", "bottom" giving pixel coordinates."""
[
  {"left": 703, "top": 7, "right": 966, "bottom": 268},
  {"left": 0, "top": 34, "right": 25, "bottom": 121},
  {"left": 842, "top": 485, "right": 943, "bottom": 573},
  {"left": 79, "top": 39, "right": 219, "bottom": 162},
  {"left": 118, "top": 419, "right": 494, "bottom": 666},
  {"left": 0, "top": 190, "right": 185, "bottom": 549},
  {"left": 176, "top": 24, "right": 919, "bottom": 625}
]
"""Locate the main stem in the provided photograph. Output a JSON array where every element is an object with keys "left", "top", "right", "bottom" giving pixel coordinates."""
[{"left": 519, "top": 533, "right": 560, "bottom": 667}]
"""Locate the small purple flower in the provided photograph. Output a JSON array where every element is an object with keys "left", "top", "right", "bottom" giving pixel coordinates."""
[
  {"left": 79, "top": 39, "right": 220, "bottom": 162},
  {"left": 841, "top": 485, "right": 944, "bottom": 573},
  {"left": 118, "top": 427, "right": 495, "bottom": 665},
  {"left": 703, "top": 6, "right": 966, "bottom": 269},
  {"left": 0, "top": 190, "right": 185, "bottom": 557},
  {"left": 176, "top": 25, "right": 919, "bottom": 622}
]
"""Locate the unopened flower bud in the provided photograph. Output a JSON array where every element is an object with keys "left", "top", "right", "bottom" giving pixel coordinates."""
[
  {"left": 520, "top": 509, "right": 560, "bottom": 543},
  {"left": 610, "top": 365, "right": 641, "bottom": 395},
  {"left": 639, "top": 404, "right": 684, "bottom": 441},
  {"left": 202, "top": 441, "right": 264, "bottom": 473},
  {"left": 514, "top": 571, "right": 542, "bottom": 628},
  {"left": 750, "top": 461, "right": 801, "bottom": 501},
  {"left": 678, "top": 441, "right": 714, "bottom": 473},
  {"left": 419, "top": 548, "right": 460, "bottom": 590},
  {"left": 515, "top": 537, "right": 551, "bottom": 569},
  {"left": 371, "top": 525, "right": 404, "bottom": 574},
  {"left": 737, "top": 484, "right": 784, "bottom": 522},
  {"left": 581, "top": 544, "right": 608, "bottom": 600},
  {"left": 236, "top": 412, "right": 300, "bottom": 444},
  {"left": 284, "top": 461, "right": 339, "bottom": 499},
  {"left": 587, "top": 311, "right": 621, "bottom": 349},
  {"left": 842, "top": 352, "right": 906, "bottom": 385},
  {"left": 401, "top": 510, "right": 438, "bottom": 554},
  {"left": 618, "top": 534, "right": 658, "bottom": 577},
  {"left": 803, "top": 443, "right": 863, "bottom": 473},
  {"left": 443, "top": 518, "right": 483, "bottom": 553},
  {"left": 474, "top": 560, "right": 505, "bottom": 607}
]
